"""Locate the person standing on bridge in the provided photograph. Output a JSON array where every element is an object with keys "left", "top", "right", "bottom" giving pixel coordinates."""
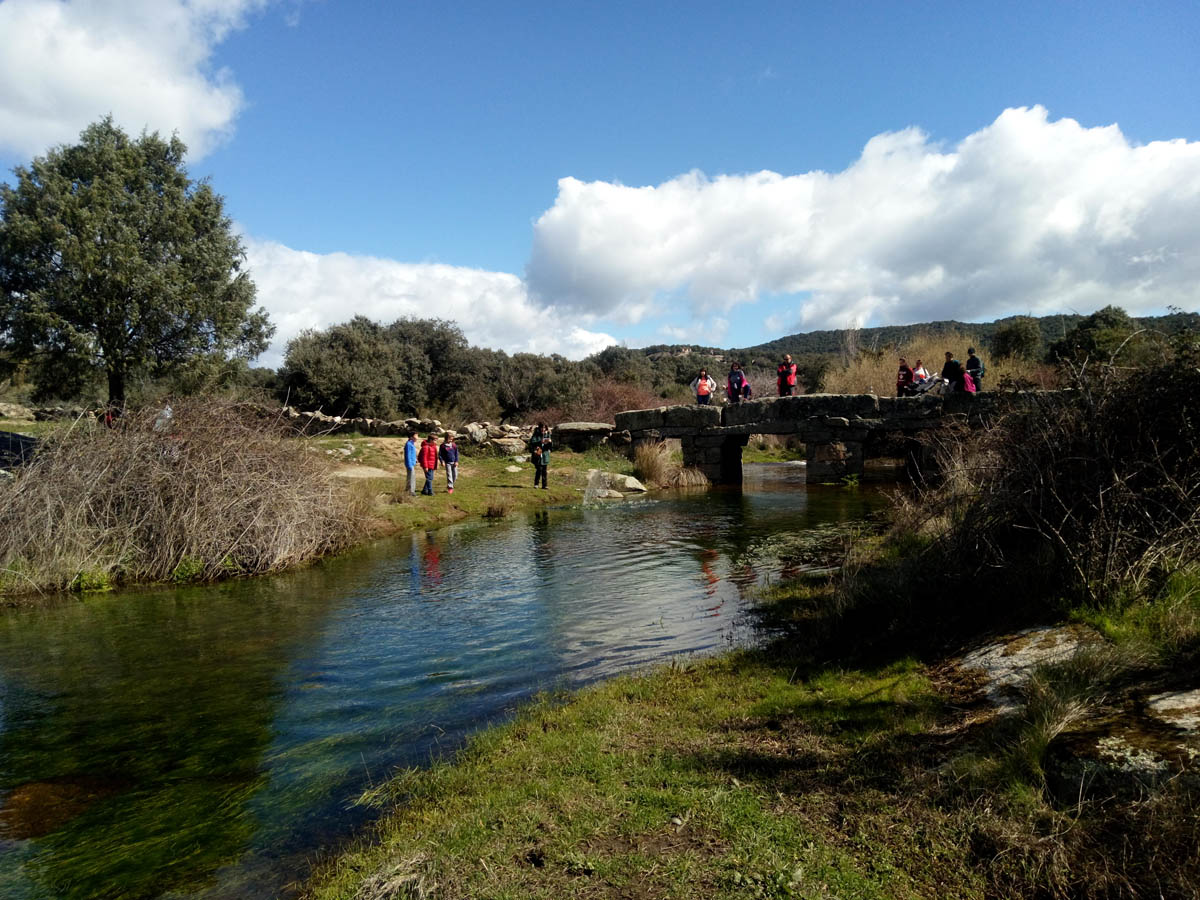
[
  {"left": 777, "top": 354, "right": 797, "bottom": 396},
  {"left": 896, "top": 358, "right": 915, "bottom": 396},
  {"left": 965, "top": 348, "right": 985, "bottom": 392},
  {"left": 691, "top": 369, "right": 717, "bottom": 404},
  {"left": 727, "top": 363, "right": 751, "bottom": 404},
  {"left": 941, "top": 351, "right": 966, "bottom": 392}
]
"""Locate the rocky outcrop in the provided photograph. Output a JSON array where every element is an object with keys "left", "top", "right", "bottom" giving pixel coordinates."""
[
  {"left": 552, "top": 421, "right": 615, "bottom": 451},
  {"left": 958, "top": 627, "right": 1200, "bottom": 803},
  {"left": 0, "top": 402, "right": 34, "bottom": 421}
]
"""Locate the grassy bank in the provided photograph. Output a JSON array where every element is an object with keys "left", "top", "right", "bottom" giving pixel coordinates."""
[
  {"left": 307, "top": 433, "right": 636, "bottom": 534},
  {"left": 304, "top": 565, "right": 1200, "bottom": 900}
]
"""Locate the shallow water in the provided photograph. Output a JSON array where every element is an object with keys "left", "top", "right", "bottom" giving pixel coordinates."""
[{"left": 0, "top": 464, "right": 880, "bottom": 899}]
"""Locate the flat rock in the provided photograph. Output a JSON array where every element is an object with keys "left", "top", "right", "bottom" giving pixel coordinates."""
[
  {"left": 0, "top": 402, "right": 33, "bottom": 420},
  {"left": 958, "top": 625, "right": 1097, "bottom": 714}
]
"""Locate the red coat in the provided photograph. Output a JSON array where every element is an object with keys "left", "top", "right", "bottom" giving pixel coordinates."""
[{"left": 419, "top": 441, "right": 439, "bottom": 469}]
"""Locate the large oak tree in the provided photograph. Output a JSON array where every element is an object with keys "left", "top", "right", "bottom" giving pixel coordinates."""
[{"left": 0, "top": 118, "right": 272, "bottom": 405}]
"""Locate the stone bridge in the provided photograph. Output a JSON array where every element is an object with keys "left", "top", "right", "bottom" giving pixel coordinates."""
[{"left": 613, "top": 392, "right": 996, "bottom": 484}]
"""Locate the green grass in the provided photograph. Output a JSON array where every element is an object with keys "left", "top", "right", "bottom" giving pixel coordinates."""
[
  {"left": 0, "top": 417, "right": 63, "bottom": 438},
  {"left": 315, "top": 435, "right": 636, "bottom": 534},
  {"left": 307, "top": 651, "right": 965, "bottom": 900}
]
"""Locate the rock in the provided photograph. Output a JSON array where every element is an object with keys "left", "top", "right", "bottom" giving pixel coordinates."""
[
  {"left": 600, "top": 489, "right": 624, "bottom": 499},
  {"left": 463, "top": 423, "right": 489, "bottom": 444},
  {"left": 504, "top": 465, "right": 523, "bottom": 473},
  {"left": 1147, "top": 689, "right": 1200, "bottom": 733},
  {"left": 553, "top": 422, "right": 614, "bottom": 451},
  {"left": 589, "top": 470, "right": 648, "bottom": 493},
  {"left": 0, "top": 402, "right": 34, "bottom": 421},
  {"left": 958, "top": 626, "right": 1098, "bottom": 714},
  {"left": 489, "top": 437, "right": 526, "bottom": 456}
]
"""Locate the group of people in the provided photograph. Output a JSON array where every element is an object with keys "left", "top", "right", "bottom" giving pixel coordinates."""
[
  {"left": 404, "top": 432, "right": 460, "bottom": 495},
  {"left": 690, "top": 354, "right": 800, "bottom": 405},
  {"left": 403, "top": 423, "right": 552, "bottom": 496},
  {"left": 896, "top": 348, "right": 986, "bottom": 396}
]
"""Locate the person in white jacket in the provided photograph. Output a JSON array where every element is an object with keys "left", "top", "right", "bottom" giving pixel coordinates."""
[{"left": 690, "top": 369, "right": 718, "bottom": 405}]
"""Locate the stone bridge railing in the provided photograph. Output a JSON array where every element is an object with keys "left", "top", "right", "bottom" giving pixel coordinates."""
[{"left": 614, "top": 392, "right": 998, "bottom": 483}]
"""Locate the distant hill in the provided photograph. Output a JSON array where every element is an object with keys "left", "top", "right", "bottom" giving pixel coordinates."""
[{"left": 636, "top": 310, "right": 1200, "bottom": 363}]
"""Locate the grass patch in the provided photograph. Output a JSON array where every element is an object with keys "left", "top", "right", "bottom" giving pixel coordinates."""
[{"left": 306, "top": 652, "right": 964, "bottom": 900}]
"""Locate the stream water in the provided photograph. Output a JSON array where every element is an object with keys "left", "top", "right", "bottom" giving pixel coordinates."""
[{"left": 0, "top": 464, "right": 880, "bottom": 900}]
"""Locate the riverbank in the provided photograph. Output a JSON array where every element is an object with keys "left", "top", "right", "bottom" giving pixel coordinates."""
[
  {"left": 304, "top": 559, "right": 1200, "bottom": 900},
  {"left": 0, "top": 415, "right": 639, "bottom": 599},
  {"left": 307, "top": 432, "right": 639, "bottom": 536}
]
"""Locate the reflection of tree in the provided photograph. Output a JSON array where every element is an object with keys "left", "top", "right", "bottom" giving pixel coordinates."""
[{"left": 0, "top": 571, "right": 337, "bottom": 900}]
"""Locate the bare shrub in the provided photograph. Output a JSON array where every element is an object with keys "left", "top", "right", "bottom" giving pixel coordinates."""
[
  {"left": 915, "top": 352, "right": 1200, "bottom": 606},
  {"left": 0, "top": 400, "right": 371, "bottom": 595},
  {"left": 525, "top": 378, "right": 663, "bottom": 426}
]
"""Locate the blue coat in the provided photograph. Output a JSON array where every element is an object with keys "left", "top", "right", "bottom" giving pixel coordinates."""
[{"left": 404, "top": 439, "right": 418, "bottom": 468}]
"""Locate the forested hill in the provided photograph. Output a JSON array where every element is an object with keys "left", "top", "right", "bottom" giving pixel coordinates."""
[{"left": 642, "top": 310, "right": 1200, "bottom": 361}]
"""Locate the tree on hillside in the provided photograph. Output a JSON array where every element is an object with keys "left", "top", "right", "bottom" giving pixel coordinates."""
[
  {"left": 0, "top": 118, "right": 272, "bottom": 406},
  {"left": 991, "top": 316, "right": 1042, "bottom": 360},
  {"left": 1046, "top": 305, "right": 1164, "bottom": 366}
]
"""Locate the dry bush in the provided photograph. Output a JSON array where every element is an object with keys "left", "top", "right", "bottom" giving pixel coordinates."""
[
  {"left": 0, "top": 400, "right": 371, "bottom": 595},
  {"left": 822, "top": 329, "right": 1038, "bottom": 395},
  {"left": 526, "top": 378, "right": 663, "bottom": 426},
  {"left": 914, "top": 351, "right": 1200, "bottom": 606},
  {"left": 632, "top": 441, "right": 676, "bottom": 486},
  {"left": 667, "top": 466, "right": 710, "bottom": 488}
]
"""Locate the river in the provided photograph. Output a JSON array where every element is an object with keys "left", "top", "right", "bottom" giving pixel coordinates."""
[{"left": 0, "top": 463, "right": 880, "bottom": 899}]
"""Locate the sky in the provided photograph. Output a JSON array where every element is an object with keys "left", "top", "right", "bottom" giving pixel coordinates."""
[{"left": 1, "top": 0, "right": 1199, "bottom": 366}]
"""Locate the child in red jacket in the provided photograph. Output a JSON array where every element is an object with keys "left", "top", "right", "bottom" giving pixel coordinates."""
[{"left": 419, "top": 433, "right": 440, "bottom": 495}]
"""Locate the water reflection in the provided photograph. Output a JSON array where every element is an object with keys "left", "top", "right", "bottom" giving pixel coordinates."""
[{"left": 0, "top": 464, "right": 880, "bottom": 899}]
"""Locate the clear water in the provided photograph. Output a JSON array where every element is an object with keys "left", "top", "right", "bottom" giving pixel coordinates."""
[{"left": 0, "top": 464, "right": 879, "bottom": 899}]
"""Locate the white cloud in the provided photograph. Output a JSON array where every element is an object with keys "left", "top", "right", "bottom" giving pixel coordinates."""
[
  {"left": 243, "top": 238, "right": 617, "bottom": 367},
  {"left": 0, "top": 0, "right": 268, "bottom": 159},
  {"left": 526, "top": 106, "right": 1200, "bottom": 332}
]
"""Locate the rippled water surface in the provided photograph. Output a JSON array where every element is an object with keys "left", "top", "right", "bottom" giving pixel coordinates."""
[{"left": 0, "top": 465, "right": 879, "bottom": 899}]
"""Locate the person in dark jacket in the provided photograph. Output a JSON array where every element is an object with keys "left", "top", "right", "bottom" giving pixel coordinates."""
[
  {"left": 776, "top": 354, "right": 797, "bottom": 396},
  {"left": 965, "top": 348, "right": 985, "bottom": 391},
  {"left": 439, "top": 434, "right": 459, "bottom": 493},
  {"left": 941, "top": 351, "right": 966, "bottom": 392},
  {"left": 419, "top": 433, "right": 439, "bottom": 495},
  {"left": 896, "top": 357, "right": 915, "bottom": 396},
  {"left": 529, "top": 422, "right": 551, "bottom": 489},
  {"left": 727, "top": 363, "right": 750, "bottom": 404}
]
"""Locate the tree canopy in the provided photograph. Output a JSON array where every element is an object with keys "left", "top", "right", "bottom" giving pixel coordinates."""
[{"left": 0, "top": 117, "right": 272, "bottom": 405}]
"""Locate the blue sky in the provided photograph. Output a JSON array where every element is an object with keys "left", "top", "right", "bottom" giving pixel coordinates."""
[{"left": 1, "top": 1, "right": 1198, "bottom": 364}]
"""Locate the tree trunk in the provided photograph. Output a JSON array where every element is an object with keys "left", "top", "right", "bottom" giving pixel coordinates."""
[{"left": 107, "top": 367, "right": 126, "bottom": 408}]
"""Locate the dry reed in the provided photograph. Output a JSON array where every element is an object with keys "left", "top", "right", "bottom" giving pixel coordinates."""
[
  {"left": 821, "top": 329, "right": 1051, "bottom": 395},
  {"left": 0, "top": 400, "right": 371, "bottom": 595}
]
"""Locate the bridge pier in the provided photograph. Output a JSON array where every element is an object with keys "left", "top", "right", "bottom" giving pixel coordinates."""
[
  {"left": 805, "top": 439, "right": 864, "bottom": 482},
  {"left": 680, "top": 433, "right": 748, "bottom": 484}
]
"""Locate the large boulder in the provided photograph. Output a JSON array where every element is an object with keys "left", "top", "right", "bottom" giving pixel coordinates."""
[
  {"left": 462, "top": 423, "right": 490, "bottom": 445},
  {"left": 588, "top": 470, "right": 647, "bottom": 493},
  {"left": 489, "top": 437, "right": 527, "bottom": 457},
  {"left": 0, "top": 402, "right": 34, "bottom": 421},
  {"left": 553, "top": 422, "right": 614, "bottom": 451}
]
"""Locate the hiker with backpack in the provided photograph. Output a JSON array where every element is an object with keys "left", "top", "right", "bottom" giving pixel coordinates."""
[{"left": 727, "top": 363, "right": 751, "bottom": 404}]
